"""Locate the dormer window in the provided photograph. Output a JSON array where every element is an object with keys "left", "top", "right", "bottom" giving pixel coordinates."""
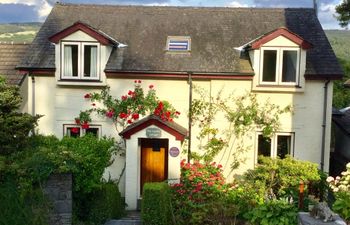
[
  {"left": 260, "top": 47, "right": 299, "bottom": 85},
  {"left": 61, "top": 42, "right": 100, "bottom": 80},
  {"left": 166, "top": 36, "right": 191, "bottom": 52}
]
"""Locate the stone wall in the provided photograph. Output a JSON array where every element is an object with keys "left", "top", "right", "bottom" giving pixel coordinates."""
[{"left": 44, "top": 173, "right": 72, "bottom": 225}]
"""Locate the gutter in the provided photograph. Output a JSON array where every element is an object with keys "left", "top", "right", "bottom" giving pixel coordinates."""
[{"left": 320, "top": 80, "right": 330, "bottom": 171}]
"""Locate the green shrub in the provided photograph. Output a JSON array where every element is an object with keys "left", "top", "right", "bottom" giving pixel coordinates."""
[
  {"left": 142, "top": 182, "right": 173, "bottom": 225},
  {"left": 0, "top": 181, "right": 50, "bottom": 225},
  {"left": 244, "top": 198, "right": 298, "bottom": 225},
  {"left": 244, "top": 156, "right": 320, "bottom": 198},
  {"left": 85, "top": 182, "right": 124, "bottom": 225}
]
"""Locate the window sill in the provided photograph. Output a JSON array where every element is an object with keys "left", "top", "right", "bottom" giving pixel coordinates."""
[
  {"left": 57, "top": 79, "right": 106, "bottom": 87},
  {"left": 252, "top": 84, "right": 304, "bottom": 93}
]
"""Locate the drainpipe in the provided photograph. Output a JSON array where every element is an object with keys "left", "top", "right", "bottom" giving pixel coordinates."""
[
  {"left": 187, "top": 72, "right": 193, "bottom": 163},
  {"left": 30, "top": 72, "right": 36, "bottom": 135},
  {"left": 320, "top": 80, "right": 330, "bottom": 171}
]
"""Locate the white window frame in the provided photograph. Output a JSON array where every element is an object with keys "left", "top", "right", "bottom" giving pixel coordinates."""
[
  {"left": 255, "top": 132, "right": 295, "bottom": 161},
  {"left": 63, "top": 124, "right": 102, "bottom": 138},
  {"left": 61, "top": 41, "right": 100, "bottom": 80},
  {"left": 260, "top": 47, "right": 300, "bottom": 86}
]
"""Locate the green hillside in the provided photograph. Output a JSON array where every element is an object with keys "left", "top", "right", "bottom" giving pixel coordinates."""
[
  {"left": 325, "top": 30, "right": 350, "bottom": 60},
  {"left": 0, "top": 23, "right": 41, "bottom": 43}
]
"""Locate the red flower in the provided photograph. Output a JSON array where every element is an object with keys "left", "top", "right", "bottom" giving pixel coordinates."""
[
  {"left": 75, "top": 118, "right": 81, "bottom": 125},
  {"left": 138, "top": 80, "right": 141, "bottom": 83},
  {"left": 217, "top": 164, "right": 223, "bottom": 169},
  {"left": 128, "top": 90, "right": 135, "bottom": 97},
  {"left": 106, "top": 110, "right": 114, "bottom": 118},
  {"left": 127, "top": 119, "right": 132, "bottom": 124},
  {"left": 149, "top": 84, "right": 154, "bottom": 89},
  {"left": 175, "top": 111, "right": 181, "bottom": 115},
  {"left": 134, "top": 80, "right": 137, "bottom": 83},
  {"left": 81, "top": 122, "right": 89, "bottom": 129},
  {"left": 71, "top": 127, "right": 79, "bottom": 134},
  {"left": 92, "top": 103, "right": 96, "bottom": 107},
  {"left": 84, "top": 93, "right": 91, "bottom": 99},
  {"left": 132, "top": 113, "right": 139, "bottom": 120},
  {"left": 121, "top": 95, "right": 128, "bottom": 101},
  {"left": 119, "top": 112, "right": 127, "bottom": 119}
]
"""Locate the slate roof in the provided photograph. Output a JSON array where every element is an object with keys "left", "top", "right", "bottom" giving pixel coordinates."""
[
  {"left": 0, "top": 43, "right": 28, "bottom": 85},
  {"left": 333, "top": 108, "right": 350, "bottom": 136},
  {"left": 17, "top": 3, "right": 343, "bottom": 78}
]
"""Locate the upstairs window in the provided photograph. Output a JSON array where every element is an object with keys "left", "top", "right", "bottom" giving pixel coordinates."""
[
  {"left": 260, "top": 47, "right": 299, "bottom": 85},
  {"left": 166, "top": 36, "right": 191, "bottom": 52},
  {"left": 257, "top": 133, "right": 294, "bottom": 160},
  {"left": 61, "top": 42, "right": 99, "bottom": 80}
]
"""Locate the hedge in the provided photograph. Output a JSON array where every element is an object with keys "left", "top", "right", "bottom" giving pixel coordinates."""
[{"left": 141, "top": 182, "right": 173, "bottom": 225}]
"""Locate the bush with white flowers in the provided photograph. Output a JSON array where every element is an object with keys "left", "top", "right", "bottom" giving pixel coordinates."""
[{"left": 327, "top": 163, "right": 350, "bottom": 222}]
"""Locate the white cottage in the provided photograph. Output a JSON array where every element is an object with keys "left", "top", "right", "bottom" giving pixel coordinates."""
[{"left": 16, "top": 3, "right": 343, "bottom": 210}]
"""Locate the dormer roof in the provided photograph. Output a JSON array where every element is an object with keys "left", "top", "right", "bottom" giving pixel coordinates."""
[
  {"left": 49, "top": 21, "right": 119, "bottom": 46},
  {"left": 248, "top": 27, "right": 313, "bottom": 50}
]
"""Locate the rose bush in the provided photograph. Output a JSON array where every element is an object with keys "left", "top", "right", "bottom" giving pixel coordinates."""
[
  {"left": 171, "top": 160, "right": 238, "bottom": 225},
  {"left": 75, "top": 80, "right": 180, "bottom": 130}
]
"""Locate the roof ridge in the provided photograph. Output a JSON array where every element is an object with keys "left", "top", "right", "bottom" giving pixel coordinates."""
[{"left": 54, "top": 3, "right": 314, "bottom": 11}]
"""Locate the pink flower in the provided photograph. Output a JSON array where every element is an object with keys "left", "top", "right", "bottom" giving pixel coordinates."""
[
  {"left": 84, "top": 93, "right": 91, "bottom": 99},
  {"left": 149, "top": 84, "right": 154, "bottom": 89},
  {"left": 217, "top": 164, "right": 223, "bottom": 169},
  {"left": 106, "top": 110, "right": 114, "bottom": 118}
]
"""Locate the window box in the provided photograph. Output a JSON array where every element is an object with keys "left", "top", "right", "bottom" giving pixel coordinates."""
[{"left": 64, "top": 124, "right": 102, "bottom": 138}]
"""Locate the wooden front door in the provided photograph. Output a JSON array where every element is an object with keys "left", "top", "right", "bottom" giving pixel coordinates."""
[{"left": 140, "top": 139, "right": 168, "bottom": 194}]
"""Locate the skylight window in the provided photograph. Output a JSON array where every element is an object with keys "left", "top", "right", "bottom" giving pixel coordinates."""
[{"left": 166, "top": 36, "right": 191, "bottom": 52}]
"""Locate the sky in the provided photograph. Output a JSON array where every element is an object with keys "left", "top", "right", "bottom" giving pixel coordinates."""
[{"left": 0, "top": 0, "right": 345, "bottom": 30}]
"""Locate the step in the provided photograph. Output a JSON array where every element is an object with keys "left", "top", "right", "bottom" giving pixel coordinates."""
[{"left": 104, "top": 211, "right": 142, "bottom": 225}]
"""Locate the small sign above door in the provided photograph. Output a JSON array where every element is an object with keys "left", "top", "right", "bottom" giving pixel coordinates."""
[{"left": 146, "top": 127, "right": 162, "bottom": 138}]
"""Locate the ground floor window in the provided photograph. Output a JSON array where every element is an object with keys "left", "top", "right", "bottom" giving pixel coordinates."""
[
  {"left": 64, "top": 124, "right": 101, "bottom": 138},
  {"left": 256, "top": 132, "right": 294, "bottom": 160}
]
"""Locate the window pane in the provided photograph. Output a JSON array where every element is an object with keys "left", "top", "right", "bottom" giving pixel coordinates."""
[
  {"left": 67, "top": 127, "right": 80, "bottom": 138},
  {"left": 85, "top": 128, "right": 99, "bottom": 137},
  {"left": 262, "top": 50, "right": 277, "bottom": 82},
  {"left": 63, "top": 45, "right": 78, "bottom": 77},
  {"left": 282, "top": 50, "right": 297, "bottom": 82},
  {"left": 258, "top": 135, "right": 271, "bottom": 157},
  {"left": 84, "top": 45, "right": 97, "bottom": 77},
  {"left": 277, "top": 135, "right": 292, "bottom": 159}
]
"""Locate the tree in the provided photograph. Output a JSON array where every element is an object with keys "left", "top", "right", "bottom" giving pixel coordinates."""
[
  {"left": 0, "top": 76, "right": 40, "bottom": 155},
  {"left": 336, "top": 0, "right": 350, "bottom": 29},
  {"left": 333, "top": 58, "right": 350, "bottom": 108}
]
